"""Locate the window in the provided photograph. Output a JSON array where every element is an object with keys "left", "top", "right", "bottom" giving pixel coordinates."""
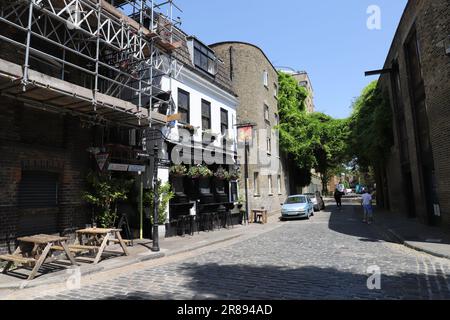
[
  {"left": 264, "top": 105, "right": 270, "bottom": 123},
  {"left": 220, "top": 108, "right": 229, "bottom": 135},
  {"left": 178, "top": 89, "right": 190, "bottom": 124},
  {"left": 274, "top": 83, "right": 278, "bottom": 98},
  {"left": 201, "top": 99, "right": 211, "bottom": 130},
  {"left": 193, "top": 40, "right": 217, "bottom": 76},
  {"left": 268, "top": 175, "right": 273, "bottom": 195},
  {"left": 266, "top": 135, "right": 272, "bottom": 155},
  {"left": 253, "top": 172, "right": 260, "bottom": 196},
  {"left": 19, "top": 171, "right": 59, "bottom": 207},
  {"left": 277, "top": 175, "right": 282, "bottom": 194},
  {"left": 263, "top": 70, "right": 268, "bottom": 87},
  {"left": 275, "top": 114, "right": 279, "bottom": 126}
]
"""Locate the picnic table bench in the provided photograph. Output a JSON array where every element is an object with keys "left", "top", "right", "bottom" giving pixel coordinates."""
[
  {"left": 75, "top": 228, "right": 129, "bottom": 264},
  {"left": 0, "top": 234, "right": 78, "bottom": 280}
]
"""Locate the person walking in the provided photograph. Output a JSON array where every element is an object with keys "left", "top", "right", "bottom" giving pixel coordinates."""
[
  {"left": 361, "top": 189, "right": 374, "bottom": 224},
  {"left": 334, "top": 188, "right": 343, "bottom": 209}
]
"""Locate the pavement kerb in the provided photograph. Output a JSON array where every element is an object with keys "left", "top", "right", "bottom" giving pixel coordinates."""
[{"left": 384, "top": 227, "right": 450, "bottom": 261}]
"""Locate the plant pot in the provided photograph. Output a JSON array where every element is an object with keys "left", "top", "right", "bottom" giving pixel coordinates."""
[
  {"left": 151, "top": 224, "right": 166, "bottom": 240},
  {"left": 158, "top": 224, "right": 166, "bottom": 240},
  {"left": 172, "top": 175, "right": 185, "bottom": 193}
]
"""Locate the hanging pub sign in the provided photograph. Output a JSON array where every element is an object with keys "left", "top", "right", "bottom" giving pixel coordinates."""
[
  {"left": 237, "top": 125, "right": 254, "bottom": 144},
  {"left": 108, "top": 163, "right": 129, "bottom": 172},
  {"left": 95, "top": 153, "right": 109, "bottom": 171}
]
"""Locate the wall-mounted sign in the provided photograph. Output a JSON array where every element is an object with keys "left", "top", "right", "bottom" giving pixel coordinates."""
[
  {"left": 128, "top": 165, "right": 146, "bottom": 173},
  {"left": 95, "top": 153, "right": 109, "bottom": 171},
  {"left": 108, "top": 163, "right": 129, "bottom": 172}
]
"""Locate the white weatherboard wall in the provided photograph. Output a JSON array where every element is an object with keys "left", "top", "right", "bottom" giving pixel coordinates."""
[{"left": 159, "top": 67, "right": 239, "bottom": 220}]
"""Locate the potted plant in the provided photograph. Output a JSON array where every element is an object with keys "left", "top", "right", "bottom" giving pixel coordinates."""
[
  {"left": 144, "top": 180, "right": 175, "bottom": 240},
  {"left": 237, "top": 197, "right": 245, "bottom": 210},
  {"left": 228, "top": 167, "right": 241, "bottom": 181},
  {"left": 214, "top": 166, "right": 230, "bottom": 180},
  {"left": 188, "top": 164, "right": 213, "bottom": 179},
  {"left": 82, "top": 172, "right": 134, "bottom": 228},
  {"left": 170, "top": 164, "right": 188, "bottom": 177}
]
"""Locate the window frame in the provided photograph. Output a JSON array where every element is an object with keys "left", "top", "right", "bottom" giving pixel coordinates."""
[
  {"left": 201, "top": 99, "right": 211, "bottom": 131},
  {"left": 268, "top": 175, "right": 273, "bottom": 195},
  {"left": 193, "top": 40, "right": 217, "bottom": 76},
  {"left": 263, "top": 70, "right": 268, "bottom": 88},
  {"left": 253, "top": 172, "right": 260, "bottom": 196},
  {"left": 177, "top": 88, "right": 190, "bottom": 124},
  {"left": 220, "top": 108, "right": 229, "bottom": 136}
]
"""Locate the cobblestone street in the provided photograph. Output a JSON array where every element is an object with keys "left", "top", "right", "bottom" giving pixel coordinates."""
[{"left": 9, "top": 204, "right": 450, "bottom": 300}]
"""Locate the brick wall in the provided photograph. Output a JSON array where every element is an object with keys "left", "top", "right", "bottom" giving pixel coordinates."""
[
  {"left": 0, "top": 97, "right": 92, "bottom": 253},
  {"left": 380, "top": 0, "right": 450, "bottom": 227},
  {"left": 212, "top": 42, "right": 289, "bottom": 214}
]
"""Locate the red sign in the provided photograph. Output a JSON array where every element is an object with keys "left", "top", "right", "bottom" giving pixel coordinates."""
[
  {"left": 237, "top": 126, "right": 253, "bottom": 144},
  {"left": 95, "top": 153, "right": 109, "bottom": 171}
]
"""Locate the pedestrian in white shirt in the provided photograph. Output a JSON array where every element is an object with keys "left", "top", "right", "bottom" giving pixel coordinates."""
[{"left": 361, "top": 190, "right": 373, "bottom": 224}]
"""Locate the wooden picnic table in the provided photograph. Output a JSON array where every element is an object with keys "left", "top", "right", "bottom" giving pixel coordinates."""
[
  {"left": 0, "top": 234, "right": 78, "bottom": 280},
  {"left": 75, "top": 228, "right": 129, "bottom": 264}
]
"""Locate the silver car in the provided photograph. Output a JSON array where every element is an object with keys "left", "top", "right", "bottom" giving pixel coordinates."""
[
  {"left": 280, "top": 195, "right": 314, "bottom": 220},
  {"left": 305, "top": 192, "right": 326, "bottom": 212}
]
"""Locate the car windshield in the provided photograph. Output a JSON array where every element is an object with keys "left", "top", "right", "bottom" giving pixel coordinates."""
[{"left": 285, "top": 196, "right": 306, "bottom": 204}]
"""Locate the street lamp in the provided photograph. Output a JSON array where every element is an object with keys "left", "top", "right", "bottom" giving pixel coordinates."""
[{"left": 236, "top": 123, "right": 256, "bottom": 224}]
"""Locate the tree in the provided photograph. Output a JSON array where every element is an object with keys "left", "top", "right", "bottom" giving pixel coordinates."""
[
  {"left": 277, "top": 72, "right": 351, "bottom": 191},
  {"left": 348, "top": 80, "right": 393, "bottom": 168},
  {"left": 348, "top": 80, "right": 394, "bottom": 207}
]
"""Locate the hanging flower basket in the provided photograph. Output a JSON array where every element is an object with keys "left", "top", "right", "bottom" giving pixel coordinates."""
[
  {"left": 188, "top": 164, "right": 213, "bottom": 179},
  {"left": 214, "top": 166, "right": 231, "bottom": 180},
  {"left": 228, "top": 167, "right": 241, "bottom": 181},
  {"left": 169, "top": 164, "right": 188, "bottom": 177}
]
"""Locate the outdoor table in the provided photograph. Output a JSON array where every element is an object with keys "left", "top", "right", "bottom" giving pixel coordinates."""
[
  {"left": 250, "top": 209, "right": 268, "bottom": 224},
  {"left": 75, "top": 228, "right": 129, "bottom": 264},
  {"left": 0, "top": 234, "right": 78, "bottom": 280}
]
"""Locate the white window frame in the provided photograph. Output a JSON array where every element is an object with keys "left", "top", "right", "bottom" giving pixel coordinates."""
[
  {"left": 263, "top": 70, "right": 268, "bottom": 87},
  {"left": 277, "top": 175, "right": 282, "bottom": 195},
  {"left": 254, "top": 172, "right": 260, "bottom": 196},
  {"left": 268, "top": 175, "right": 273, "bottom": 195}
]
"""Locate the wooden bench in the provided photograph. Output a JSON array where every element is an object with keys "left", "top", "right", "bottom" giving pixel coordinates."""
[
  {"left": 0, "top": 254, "right": 36, "bottom": 266},
  {"left": 107, "top": 239, "right": 132, "bottom": 246},
  {"left": 68, "top": 245, "right": 99, "bottom": 252},
  {"left": 51, "top": 246, "right": 87, "bottom": 254}
]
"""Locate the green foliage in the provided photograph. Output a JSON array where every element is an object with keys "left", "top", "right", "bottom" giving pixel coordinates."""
[
  {"left": 169, "top": 164, "right": 188, "bottom": 177},
  {"left": 82, "top": 172, "right": 134, "bottom": 228},
  {"left": 188, "top": 164, "right": 213, "bottom": 178},
  {"left": 214, "top": 166, "right": 230, "bottom": 180},
  {"left": 348, "top": 81, "right": 394, "bottom": 169},
  {"left": 277, "top": 72, "right": 350, "bottom": 189},
  {"left": 143, "top": 180, "right": 175, "bottom": 225}
]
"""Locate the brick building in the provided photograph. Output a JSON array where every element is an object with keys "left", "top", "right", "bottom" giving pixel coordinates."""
[
  {"left": 377, "top": 0, "right": 450, "bottom": 227},
  {"left": 211, "top": 42, "right": 290, "bottom": 215},
  {"left": 0, "top": 0, "right": 183, "bottom": 252}
]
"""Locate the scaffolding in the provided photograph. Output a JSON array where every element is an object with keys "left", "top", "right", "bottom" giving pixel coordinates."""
[{"left": 0, "top": 0, "right": 184, "bottom": 127}]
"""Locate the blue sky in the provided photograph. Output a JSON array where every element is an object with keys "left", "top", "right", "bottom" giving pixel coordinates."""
[{"left": 173, "top": 0, "right": 408, "bottom": 119}]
